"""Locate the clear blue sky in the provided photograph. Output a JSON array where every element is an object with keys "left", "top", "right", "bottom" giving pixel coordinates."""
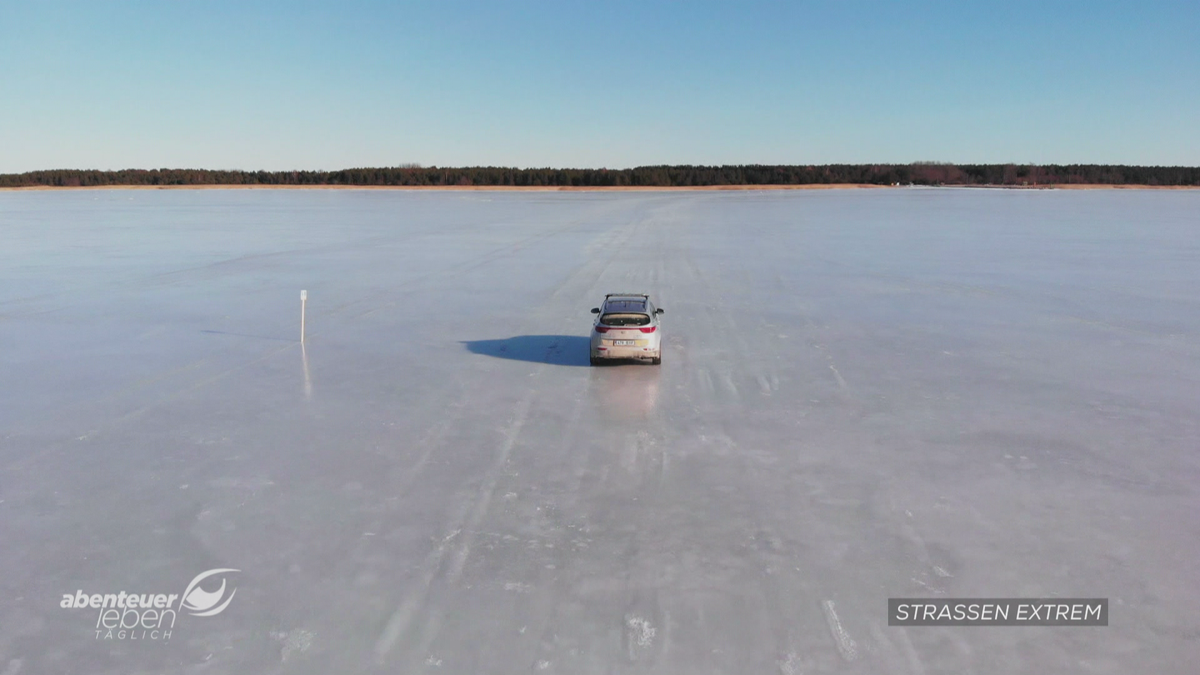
[{"left": 1, "top": 1, "right": 1196, "bottom": 171}]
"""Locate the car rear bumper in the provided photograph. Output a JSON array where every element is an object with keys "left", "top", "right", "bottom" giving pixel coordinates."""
[{"left": 592, "top": 346, "right": 660, "bottom": 361}]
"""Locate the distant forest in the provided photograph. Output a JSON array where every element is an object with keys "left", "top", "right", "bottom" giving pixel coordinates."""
[{"left": 3, "top": 164, "right": 1199, "bottom": 188}]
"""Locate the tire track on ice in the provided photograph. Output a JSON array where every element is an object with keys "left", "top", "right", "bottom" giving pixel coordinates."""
[
  {"left": 513, "top": 206, "right": 668, "bottom": 672},
  {"left": 346, "top": 218, "right": 592, "bottom": 320},
  {"left": 374, "top": 393, "right": 534, "bottom": 663},
  {"left": 509, "top": 389, "right": 593, "bottom": 674},
  {"left": 332, "top": 377, "right": 474, "bottom": 594},
  {"left": 685, "top": 245, "right": 787, "bottom": 405},
  {"left": 345, "top": 196, "right": 642, "bottom": 321},
  {"left": 607, "top": 410, "right": 675, "bottom": 668},
  {"left": 372, "top": 214, "right": 640, "bottom": 667}
]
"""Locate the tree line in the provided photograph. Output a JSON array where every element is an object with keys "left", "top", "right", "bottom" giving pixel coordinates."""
[{"left": 2, "top": 164, "right": 1198, "bottom": 188}]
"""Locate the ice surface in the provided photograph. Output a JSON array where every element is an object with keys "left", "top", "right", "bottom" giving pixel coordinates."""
[{"left": 1, "top": 188, "right": 1198, "bottom": 673}]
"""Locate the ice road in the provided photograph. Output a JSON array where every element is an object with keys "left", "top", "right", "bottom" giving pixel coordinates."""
[{"left": 1, "top": 188, "right": 1198, "bottom": 674}]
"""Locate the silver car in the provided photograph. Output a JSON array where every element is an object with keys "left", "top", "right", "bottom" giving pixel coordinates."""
[{"left": 589, "top": 294, "right": 664, "bottom": 365}]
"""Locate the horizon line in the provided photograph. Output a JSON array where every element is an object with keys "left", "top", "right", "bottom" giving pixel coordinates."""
[{"left": 6, "top": 161, "right": 1200, "bottom": 174}]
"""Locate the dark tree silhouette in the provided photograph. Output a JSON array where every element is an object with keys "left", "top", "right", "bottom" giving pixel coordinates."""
[{"left": 2, "top": 164, "right": 1197, "bottom": 188}]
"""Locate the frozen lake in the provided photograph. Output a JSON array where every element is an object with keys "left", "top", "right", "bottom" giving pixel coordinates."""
[{"left": 2, "top": 188, "right": 1198, "bottom": 674}]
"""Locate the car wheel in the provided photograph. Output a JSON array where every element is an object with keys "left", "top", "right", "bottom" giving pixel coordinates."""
[
  {"left": 590, "top": 357, "right": 601, "bottom": 366},
  {"left": 650, "top": 356, "right": 661, "bottom": 365}
]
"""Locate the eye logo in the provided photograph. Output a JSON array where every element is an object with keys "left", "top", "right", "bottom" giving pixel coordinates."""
[{"left": 180, "top": 568, "right": 239, "bottom": 617}]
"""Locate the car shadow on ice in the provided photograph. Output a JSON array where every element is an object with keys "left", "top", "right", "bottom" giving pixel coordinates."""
[{"left": 461, "top": 335, "right": 590, "bottom": 367}]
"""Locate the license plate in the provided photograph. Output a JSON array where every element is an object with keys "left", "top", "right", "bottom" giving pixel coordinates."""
[{"left": 613, "top": 340, "right": 636, "bottom": 346}]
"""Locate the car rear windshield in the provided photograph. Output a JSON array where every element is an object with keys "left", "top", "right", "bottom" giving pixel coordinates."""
[{"left": 601, "top": 313, "right": 651, "bottom": 326}]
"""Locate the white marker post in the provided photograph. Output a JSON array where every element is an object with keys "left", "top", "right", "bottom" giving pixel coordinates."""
[{"left": 300, "top": 290, "right": 308, "bottom": 344}]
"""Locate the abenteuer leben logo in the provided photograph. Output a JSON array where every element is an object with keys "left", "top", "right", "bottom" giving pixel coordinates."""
[{"left": 60, "top": 568, "right": 240, "bottom": 641}]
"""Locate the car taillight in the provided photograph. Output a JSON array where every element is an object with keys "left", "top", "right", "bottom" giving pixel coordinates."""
[
  {"left": 639, "top": 326, "right": 656, "bottom": 333},
  {"left": 595, "top": 326, "right": 610, "bottom": 333}
]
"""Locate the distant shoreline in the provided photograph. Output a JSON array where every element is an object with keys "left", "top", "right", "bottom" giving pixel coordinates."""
[
  {"left": 7, "top": 164, "right": 1197, "bottom": 190},
  {"left": 2, "top": 183, "right": 1198, "bottom": 192},
  {"left": 0, "top": 183, "right": 886, "bottom": 192}
]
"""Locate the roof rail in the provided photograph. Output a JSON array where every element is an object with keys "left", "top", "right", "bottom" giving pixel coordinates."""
[{"left": 605, "top": 292, "right": 649, "bottom": 298}]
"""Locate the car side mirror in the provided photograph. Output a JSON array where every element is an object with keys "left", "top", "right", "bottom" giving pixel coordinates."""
[
  {"left": 656, "top": 308, "right": 664, "bottom": 315},
  {"left": 591, "top": 308, "right": 600, "bottom": 314}
]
